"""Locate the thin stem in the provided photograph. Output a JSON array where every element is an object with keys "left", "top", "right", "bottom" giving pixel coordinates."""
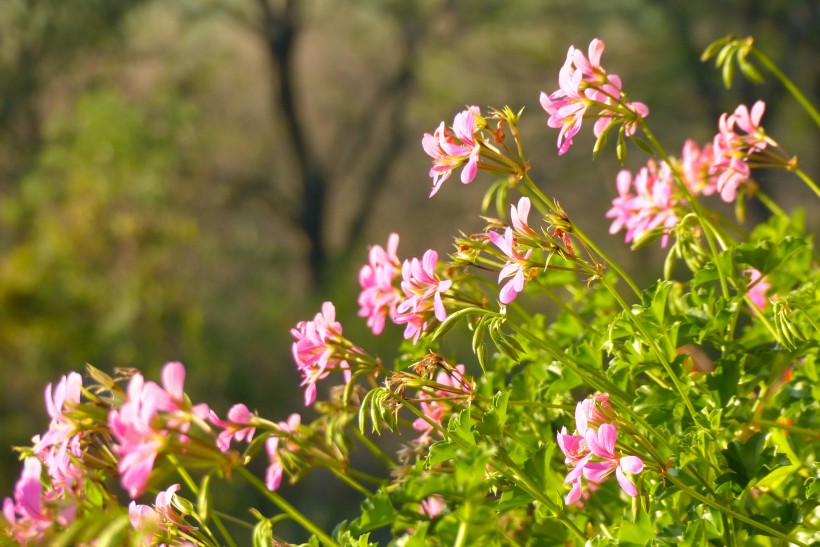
[
  {"left": 664, "top": 473, "right": 808, "bottom": 546},
  {"left": 794, "top": 167, "right": 820, "bottom": 200},
  {"left": 454, "top": 502, "right": 471, "bottom": 547},
  {"left": 755, "top": 419, "right": 820, "bottom": 439},
  {"left": 638, "top": 120, "right": 731, "bottom": 301},
  {"left": 751, "top": 48, "right": 820, "bottom": 129},
  {"left": 327, "top": 466, "right": 372, "bottom": 496},
  {"left": 754, "top": 189, "right": 786, "bottom": 217},
  {"left": 602, "top": 278, "right": 697, "bottom": 420},
  {"left": 167, "top": 455, "right": 237, "bottom": 547},
  {"left": 349, "top": 426, "right": 397, "bottom": 467},
  {"left": 236, "top": 466, "right": 339, "bottom": 547},
  {"left": 520, "top": 175, "right": 642, "bottom": 297},
  {"left": 213, "top": 510, "right": 255, "bottom": 530}
]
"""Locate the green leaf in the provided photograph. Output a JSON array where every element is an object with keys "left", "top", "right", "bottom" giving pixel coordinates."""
[
  {"left": 618, "top": 511, "right": 653, "bottom": 546},
  {"left": 349, "top": 489, "right": 397, "bottom": 535},
  {"left": 428, "top": 440, "right": 460, "bottom": 466}
]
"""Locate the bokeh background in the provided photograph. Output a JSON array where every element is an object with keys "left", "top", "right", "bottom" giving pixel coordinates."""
[{"left": 1, "top": 0, "right": 818, "bottom": 541}]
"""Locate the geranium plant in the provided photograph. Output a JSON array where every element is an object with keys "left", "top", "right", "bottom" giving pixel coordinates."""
[{"left": 2, "top": 35, "right": 818, "bottom": 547}]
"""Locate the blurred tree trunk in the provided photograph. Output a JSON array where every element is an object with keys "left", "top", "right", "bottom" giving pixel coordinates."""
[{"left": 253, "top": 0, "right": 426, "bottom": 287}]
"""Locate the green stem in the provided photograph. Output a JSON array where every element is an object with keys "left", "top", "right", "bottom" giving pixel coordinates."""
[
  {"left": 751, "top": 48, "right": 820, "bottom": 129},
  {"left": 236, "top": 466, "right": 339, "bottom": 547},
  {"left": 754, "top": 189, "right": 786, "bottom": 217},
  {"left": 638, "top": 120, "right": 731, "bottom": 301},
  {"left": 454, "top": 502, "right": 471, "bottom": 547},
  {"left": 520, "top": 175, "right": 642, "bottom": 297},
  {"left": 665, "top": 473, "right": 808, "bottom": 546},
  {"left": 349, "top": 425, "right": 396, "bottom": 467},
  {"left": 327, "top": 466, "right": 372, "bottom": 496},
  {"left": 755, "top": 419, "right": 820, "bottom": 439},
  {"left": 495, "top": 458, "right": 587, "bottom": 542},
  {"left": 794, "top": 167, "right": 820, "bottom": 200},
  {"left": 167, "top": 455, "right": 237, "bottom": 547},
  {"left": 602, "top": 278, "right": 697, "bottom": 420},
  {"left": 213, "top": 510, "right": 255, "bottom": 530}
]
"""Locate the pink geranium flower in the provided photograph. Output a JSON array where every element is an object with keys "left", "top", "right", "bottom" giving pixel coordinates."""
[
  {"left": 265, "top": 414, "right": 301, "bottom": 492},
  {"left": 745, "top": 268, "right": 772, "bottom": 311},
  {"left": 557, "top": 393, "right": 644, "bottom": 504},
  {"left": 358, "top": 233, "right": 403, "bottom": 335},
  {"left": 394, "top": 250, "right": 452, "bottom": 343},
  {"left": 2, "top": 458, "right": 51, "bottom": 544},
  {"left": 209, "top": 403, "right": 257, "bottom": 452},
  {"left": 129, "top": 483, "right": 196, "bottom": 546},
  {"left": 606, "top": 161, "right": 680, "bottom": 247},
  {"left": 291, "top": 302, "right": 358, "bottom": 406},
  {"left": 423, "top": 107, "right": 484, "bottom": 196},
  {"left": 109, "top": 362, "right": 203, "bottom": 498},
  {"left": 540, "top": 38, "right": 649, "bottom": 155},
  {"left": 709, "top": 101, "right": 773, "bottom": 202},
  {"left": 488, "top": 227, "right": 533, "bottom": 304}
]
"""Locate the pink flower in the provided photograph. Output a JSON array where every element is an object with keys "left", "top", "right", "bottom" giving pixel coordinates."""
[
  {"left": 420, "top": 495, "right": 445, "bottom": 519},
  {"left": 422, "top": 107, "right": 483, "bottom": 196},
  {"left": 745, "top": 268, "right": 772, "bottom": 311},
  {"left": 264, "top": 416, "right": 300, "bottom": 492},
  {"left": 583, "top": 424, "right": 644, "bottom": 497},
  {"left": 109, "top": 362, "right": 199, "bottom": 498},
  {"left": 680, "top": 140, "right": 718, "bottom": 197},
  {"left": 606, "top": 161, "right": 680, "bottom": 247},
  {"left": 32, "top": 372, "right": 83, "bottom": 454},
  {"left": 358, "top": 233, "right": 403, "bottom": 335},
  {"left": 540, "top": 39, "right": 648, "bottom": 155},
  {"left": 291, "top": 302, "right": 355, "bottom": 406},
  {"left": 2, "top": 458, "right": 52, "bottom": 543},
  {"left": 394, "top": 250, "right": 452, "bottom": 343},
  {"left": 129, "top": 484, "right": 195, "bottom": 546},
  {"left": 710, "top": 101, "right": 771, "bottom": 202},
  {"left": 557, "top": 394, "right": 644, "bottom": 504},
  {"left": 510, "top": 197, "right": 537, "bottom": 238},
  {"left": 209, "top": 403, "right": 256, "bottom": 452},
  {"left": 488, "top": 227, "right": 533, "bottom": 304}
]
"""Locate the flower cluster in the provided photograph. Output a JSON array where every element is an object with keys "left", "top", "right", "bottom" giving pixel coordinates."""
[
  {"left": 291, "top": 302, "right": 360, "bottom": 406},
  {"left": 394, "top": 249, "right": 452, "bottom": 343},
  {"left": 557, "top": 394, "right": 644, "bottom": 506},
  {"left": 422, "top": 106, "right": 485, "bottom": 196},
  {"left": 606, "top": 138, "right": 722, "bottom": 247},
  {"left": 540, "top": 38, "right": 649, "bottom": 155},
  {"left": 710, "top": 100, "right": 782, "bottom": 202},
  {"left": 358, "top": 233, "right": 402, "bottom": 335},
  {"left": 488, "top": 198, "right": 538, "bottom": 304},
  {"left": 109, "top": 362, "right": 209, "bottom": 498}
]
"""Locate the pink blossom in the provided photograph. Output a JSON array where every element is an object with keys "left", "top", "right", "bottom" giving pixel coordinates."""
[
  {"left": 209, "top": 403, "right": 256, "bottom": 452},
  {"left": 422, "top": 107, "right": 483, "bottom": 196},
  {"left": 109, "top": 362, "right": 198, "bottom": 498},
  {"left": 510, "top": 197, "right": 537, "bottom": 238},
  {"left": 129, "top": 484, "right": 195, "bottom": 546},
  {"left": 488, "top": 227, "right": 533, "bottom": 304},
  {"left": 32, "top": 372, "right": 83, "bottom": 454},
  {"left": 606, "top": 161, "right": 680, "bottom": 247},
  {"left": 2, "top": 458, "right": 51, "bottom": 543},
  {"left": 557, "top": 394, "right": 644, "bottom": 504},
  {"left": 583, "top": 424, "right": 644, "bottom": 496},
  {"left": 291, "top": 302, "right": 355, "bottom": 406},
  {"left": 394, "top": 250, "right": 452, "bottom": 343},
  {"left": 680, "top": 140, "right": 717, "bottom": 197},
  {"left": 745, "top": 268, "right": 772, "bottom": 311},
  {"left": 709, "top": 101, "right": 770, "bottom": 202},
  {"left": 420, "top": 495, "right": 445, "bottom": 519},
  {"left": 264, "top": 414, "right": 301, "bottom": 492},
  {"left": 358, "top": 233, "right": 403, "bottom": 335},
  {"left": 540, "top": 39, "right": 649, "bottom": 155}
]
